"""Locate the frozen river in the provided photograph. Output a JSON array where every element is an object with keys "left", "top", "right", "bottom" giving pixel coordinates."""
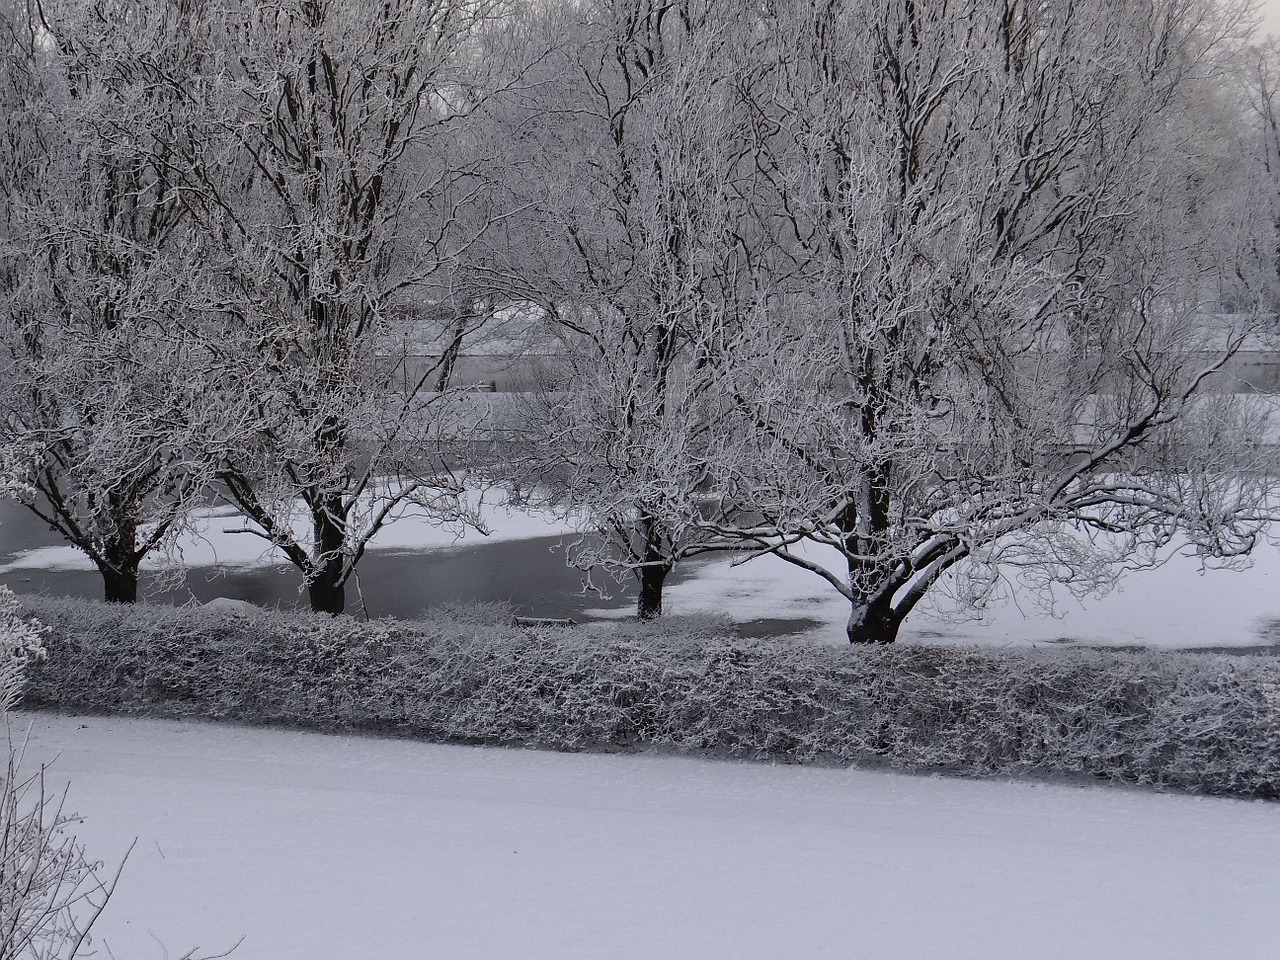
[{"left": 0, "top": 498, "right": 635, "bottom": 621}]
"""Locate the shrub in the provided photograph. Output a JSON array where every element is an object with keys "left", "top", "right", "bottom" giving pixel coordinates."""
[
  {"left": 18, "top": 596, "right": 1280, "bottom": 798},
  {"left": 2, "top": 591, "right": 231, "bottom": 960},
  {"left": 0, "top": 586, "right": 45, "bottom": 714},
  {"left": 1, "top": 587, "right": 116, "bottom": 960},
  {"left": 0, "top": 735, "right": 124, "bottom": 960}
]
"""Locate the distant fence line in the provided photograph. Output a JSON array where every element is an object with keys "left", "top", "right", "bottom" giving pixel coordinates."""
[
  {"left": 392, "top": 351, "right": 1280, "bottom": 395},
  {"left": 392, "top": 354, "right": 563, "bottom": 393}
]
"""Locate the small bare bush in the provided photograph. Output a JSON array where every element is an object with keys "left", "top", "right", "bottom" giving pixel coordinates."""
[
  {"left": 0, "top": 584, "right": 118, "bottom": 960},
  {"left": 1, "top": 589, "right": 235, "bottom": 960},
  {"left": 0, "top": 734, "right": 125, "bottom": 960},
  {"left": 0, "top": 587, "right": 45, "bottom": 715}
]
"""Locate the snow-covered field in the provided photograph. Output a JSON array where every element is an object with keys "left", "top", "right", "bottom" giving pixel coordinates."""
[
  {"left": 0, "top": 489, "right": 579, "bottom": 574},
  {"left": 5, "top": 490, "right": 1279, "bottom": 650},
  {"left": 12, "top": 711, "right": 1280, "bottom": 960},
  {"left": 649, "top": 541, "right": 1280, "bottom": 650}
]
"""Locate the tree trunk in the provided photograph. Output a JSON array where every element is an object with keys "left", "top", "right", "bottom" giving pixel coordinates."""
[
  {"left": 99, "top": 561, "right": 139, "bottom": 604},
  {"left": 846, "top": 593, "right": 902, "bottom": 645},
  {"left": 307, "top": 564, "right": 345, "bottom": 615},
  {"left": 308, "top": 494, "right": 346, "bottom": 615},
  {"left": 634, "top": 507, "right": 671, "bottom": 620},
  {"left": 840, "top": 459, "right": 902, "bottom": 644},
  {"left": 636, "top": 563, "right": 668, "bottom": 620},
  {"left": 98, "top": 519, "right": 139, "bottom": 603}
]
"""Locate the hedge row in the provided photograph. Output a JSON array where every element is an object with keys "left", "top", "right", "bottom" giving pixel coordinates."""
[{"left": 17, "top": 596, "right": 1280, "bottom": 798}]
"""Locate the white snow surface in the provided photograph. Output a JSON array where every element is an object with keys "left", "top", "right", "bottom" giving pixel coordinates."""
[
  {"left": 642, "top": 541, "right": 1280, "bottom": 650},
  {"left": 0, "top": 488, "right": 578, "bottom": 573},
  {"left": 11, "top": 711, "right": 1280, "bottom": 960}
]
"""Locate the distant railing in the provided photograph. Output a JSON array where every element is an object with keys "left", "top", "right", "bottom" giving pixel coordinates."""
[
  {"left": 389, "top": 354, "right": 565, "bottom": 393},
  {"left": 391, "top": 350, "right": 1280, "bottom": 395},
  {"left": 1205, "top": 352, "right": 1280, "bottom": 394}
]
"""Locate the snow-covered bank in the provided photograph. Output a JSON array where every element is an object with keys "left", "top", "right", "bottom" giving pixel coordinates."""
[
  {"left": 648, "top": 542, "right": 1280, "bottom": 650},
  {"left": 0, "top": 488, "right": 578, "bottom": 573},
  {"left": 4, "top": 486, "right": 1280, "bottom": 648},
  {"left": 13, "top": 712, "right": 1280, "bottom": 960}
]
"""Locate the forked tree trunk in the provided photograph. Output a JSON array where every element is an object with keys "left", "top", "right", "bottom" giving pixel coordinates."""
[
  {"left": 634, "top": 509, "right": 670, "bottom": 620},
  {"left": 841, "top": 460, "right": 903, "bottom": 644},
  {"left": 846, "top": 592, "right": 902, "bottom": 645}
]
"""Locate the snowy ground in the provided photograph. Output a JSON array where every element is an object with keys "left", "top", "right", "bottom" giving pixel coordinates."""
[
  {"left": 12, "top": 711, "right": 1280, "bottom": 960},
  {"left": 645, "top": 541, "right": 1280, "bottom": 650},
  {"left": 0, "top": 488, "right": 578, "bottom": 573},
  {"left": 3, "top": 490, "right": 1280, "bottom": 649}
]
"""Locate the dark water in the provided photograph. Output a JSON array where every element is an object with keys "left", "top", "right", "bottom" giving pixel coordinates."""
[
  {"left": 0, "top": 534, "right": 630, "bottom": 625},
  {"left": 0, "top": 497, "right": 639, "bottom": 619},
  {"left": 0, "top": 500, "right": 824, "bottom": 636}
]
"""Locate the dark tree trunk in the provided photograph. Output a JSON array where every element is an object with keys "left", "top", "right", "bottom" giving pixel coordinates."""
[
  {"left": 634, "top": 507, "right": 671, "bottom": 621},
  {"left": 839, "top": 452, "right": 902, "bottom": 643},
  {"left": 308, "top": 494, "right": 347, "bottom": 615},
  {"left": 307, "top": 564, "right": 345, "bottom": 615},
  {"left": 636, "top": 564, "right": 668, "bottom": 620},
  {"left": 100, "top": 561, "right": 139, "bottom": 604},
  {"left": 98, "top": 518, "right": 139, "bottom": 603},
  {"left": 846, "top": 592, "right": 902, "bottom": 645}
]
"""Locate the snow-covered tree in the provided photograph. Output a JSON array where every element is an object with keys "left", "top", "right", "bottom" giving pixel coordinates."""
[
  {"left": 706, "top": 0, "right": 1278, "bottom": 643},
  {"left": 174, "top": 0, "right": 511, "bottom": 614},
  {"left": 0, "top": 0, "right": 216, "bottom": 602},
  {"left": 1244, "top": 34, "right": 1280, "bottom": 303},
  {"left": 491, "top": 0, "right": 759, "bottom": 618}
]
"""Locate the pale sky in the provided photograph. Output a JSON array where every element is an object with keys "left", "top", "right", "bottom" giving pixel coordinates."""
[{"left": 1260, "top": 0, "right": 1280, "bottom": 39}]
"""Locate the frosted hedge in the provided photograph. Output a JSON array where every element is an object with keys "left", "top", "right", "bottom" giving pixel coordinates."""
[{"left": 17, "top": 598, "right": 1280, "bottom": 799}]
